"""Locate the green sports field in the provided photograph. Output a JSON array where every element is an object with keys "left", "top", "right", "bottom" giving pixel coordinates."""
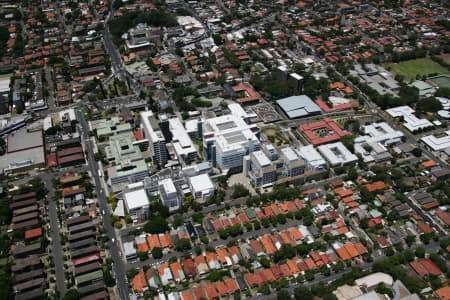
[{"left": 384, "top": 57, "right": 449, "bottom": 81}]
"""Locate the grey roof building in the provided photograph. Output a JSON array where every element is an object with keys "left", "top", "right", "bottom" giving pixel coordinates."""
[{"left": 276, "top": 95, "right": 321, "bottom": 119}]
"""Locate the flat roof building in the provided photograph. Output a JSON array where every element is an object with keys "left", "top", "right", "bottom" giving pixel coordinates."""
[
  {"left": 168, "top": 117, "right": 198, "bottom": 165},
  {"left": 124, "top": 241, "right": 137, "bottom": 262},
  {"left": 297, "top": 145, "right": 327, "bottom": 170},
  {"left": 159, "top": 178, "right": 181, "bottom": 211},
  {"left": 203, "top": 104, "right": 260, "bottom": 171},
  {"left": 189, "top": 174, "right": 214, "bottom": 203},
  {"left": 421, "top": 130, "right": 450, "bottom": 151},
  {"left": 244, "top": 146, "right": 305, "bottom": 187},
  {"left": 354, "top": 122, "right": 401, "bottom": 163},
  {"left": 318, "top": 142, "right": 358, "bottom": 166},
  {"left": 140, "top": 111, "right": 168, "bottom": 165},
  {"left": 386, "top": 106, "right": 433, "bottom": 132},
  {"left": 276, "top": 95, "right": 321, "bottom": 119},
  {"left": 0, "top": 128, "right": 45, "bottom": 174},
  {"left": 124, "top": 189, "right": 150, "bottom": 222}
]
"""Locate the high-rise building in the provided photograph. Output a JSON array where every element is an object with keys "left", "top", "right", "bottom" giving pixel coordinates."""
[
  {"left": 140, "top": 111, "right": 168, "bottom": 166},
  {"left": 202, "top": 104, "right": 260, "bottom": 171}
]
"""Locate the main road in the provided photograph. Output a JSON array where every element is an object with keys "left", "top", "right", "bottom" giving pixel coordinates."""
[{"left": 77, "top": 108, "right": 131, "bottom": 300}]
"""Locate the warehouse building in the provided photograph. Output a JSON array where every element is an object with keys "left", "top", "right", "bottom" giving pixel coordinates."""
[{"left": 276, "top": 95, "right": 321, "bottom": 119}]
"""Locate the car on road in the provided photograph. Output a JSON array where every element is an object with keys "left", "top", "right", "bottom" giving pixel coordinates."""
[{"left": 112, "top": 238, "right": 115, "bottom": 243}]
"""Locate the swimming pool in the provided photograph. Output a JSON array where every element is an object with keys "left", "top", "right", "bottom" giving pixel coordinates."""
[
  {"left": 374, "top": 200, "right": 382, "bottom": 207},
  {"left": 370, "top": 209, "right": 380, "bottom": 216}
]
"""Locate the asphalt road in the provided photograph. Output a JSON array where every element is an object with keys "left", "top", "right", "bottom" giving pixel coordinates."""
[
  {"left": 77, "top": 109, "right": 131, "bottom": 300},
  {"left": 44, "top": 173, "right": 66, "bottom": 296},
  {"left": 126, "top": 217, "right": 308, "bottom": 271}
]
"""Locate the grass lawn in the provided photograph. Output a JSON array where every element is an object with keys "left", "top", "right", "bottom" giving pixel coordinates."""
[{"left": 384, "top": 57, "right": 449, "bottom": 81}]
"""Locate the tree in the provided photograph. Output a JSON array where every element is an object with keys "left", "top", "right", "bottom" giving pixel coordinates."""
[
  {"left": 104, "top": 270, "right": 116, "bottom": 287},
  {"left": 261, "top": 218, "right": 270, "bottom": 228},
  {"left": 415, "top": 246, "right": 425, "bottom": 258},
  {"left": 144, "top": 215, "right": 169, "bottom": 234},
  {"left": 138, "top": 252, "right": 148, "bottom": 261},
  {"left": 277, "top": 289, "right": 290, "bottom": 300},
  {"left": 124, "top": 215, "right": 132, "bottom": 224},
  {"left": 231, "top": 184, "right": 250, "bottom": 199},
  {"left": 416, "top": 97, "right": 442, "bottom": 113},
  {"left": 305, "top": 269, "right": 315, "bottom": 281},
  {"left": 348, "top": 168, "right": 358, "bottom": 181},
  {"left": 294, "top": 286, "right": 313, "bottom": 300},
  {"left": 63, "top": 289, "right": 81, "bottom": 300},
  {"left": 403, "top": 250, "right": 415, "bottom": 262},
  {"left": 375, "top": 283, "right": 393, "bottom": 298},
  {"left": 411, "top": 148, "right": 422, "bottom": 157},
  {"left": 259, "top": 283, "right": 270, "bottom": 295},
  {"left": 151, "top": 247, "right": 163, "bottom": 259},
  {"left": 276, "top": 214, "right": 287, "bottom": 224},
  {"left": 341, "top": 134, "right": 355, "bottom": 153},
  {"left": 429, "top": 253, "right": 448, "bottom": 273},
  {"left": 173, "top": 214, "right": 184, "bottom": 228},
  {"left": 192, "top": 212, "right": 204, "bottom": 224},
  {"left": 303, "top": 215, "right": 314, "bottom": 226},
  {"left": 175, "top": 238, "right": 191, "bottom": 251},
  {"left": 323, "top": 294, "right": 338, "bottom": 300}
]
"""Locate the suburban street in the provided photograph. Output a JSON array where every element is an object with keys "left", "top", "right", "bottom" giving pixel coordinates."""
[
  {"left": 45, "top": 174, "right": 66, "bottom": 296},
  {"left": 77, "top": 108, "right": 131, "bottom": 300}
]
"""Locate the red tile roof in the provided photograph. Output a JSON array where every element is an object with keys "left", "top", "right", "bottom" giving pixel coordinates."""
[
  {"left": 299, "top": 118, "right": 351, "bottom": 146},
  {"left": 225, "top": 278, "right": 239, "bottom": 293},
  {"left": 25, "top": 227, "right": 42, "bottom": 239},
  {"left": 364, "top": 181, "right": 387, "bottom": 193},
  {"left": 216, "top": 281, "right": 228, "bottom": 296},
  {"left": 255, "top": 271, "right": 267, "bottom": 286},
  {"left": 205, "top": 283, "right": 218, "bottom": 300},
  {"left": 181, "top": 290, "right": 194, "bottom": 300},
  {"left": 132, "top": 270, "right": 147, "bottom": 292},
  {"left": 436, "top": 210, "right": 450, "bottom": 226},
  {"left": 245, "top": 273, "right": 258, "bottom": 288},
  {"left": 419, "top": 258, "right": 442, "bottom": 276},
  {"left": 410, "top": 261, "right": 429, "bottom": 277},
  {"left": 435, "top": 286, "right": 450, "bottom": 300},
  {"left": 193, "top": 286, "right": 206, "bottom": 300},
  {"left": 182, "top": 258, "right": 197, "bottom": 277}
]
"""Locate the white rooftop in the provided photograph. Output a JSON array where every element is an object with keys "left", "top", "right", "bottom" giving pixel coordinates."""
[
  {"left": 421, "top": 130, "right": 450, "bottom": 151},
  {"left": 124, "top": 189, "right": 150, "bottom": 211},
  {"left": 140, "top": 110, "right": 165, "bottom": 142},
  {"left": 159, "top": 178, "right": 177, "bottom": 195},
  {"left": 203, "top": 104, "right": 259, "bottom": 154},
  {"left": 297, "top": 145, "right": 326, "bottom": 168},
  {"left": 169, "top": 117, "right": 197, "bottom": 158},
  {"left": 281, "top": 147, "right": 299, "bottom": 162},
  {"left": 253, "top": 150, "right": 271, "bottom": 167},
  {"left": 318, "top": 142, "right": 358, "bottom": 166},
  {"left": 354, "top": 122, "right": 404, "bottom": 146},
  {"left": 189, "top": 173, "right": 214, "bottom": 193},
  {"left": 355, "top": 272, "right": 393, "bottom": 289},
  {"left": 386, "top": 106, "right": 433, "bottom": 132}
]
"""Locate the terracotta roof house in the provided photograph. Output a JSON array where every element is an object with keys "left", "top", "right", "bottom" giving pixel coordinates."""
[
  {"left": 225, "top": 278, "right": 239, "bottom": 294},
  {"left": 182, "top": 258, "right": 197, "bottom": 278},
  {"left": 132, "top": 270, "right": 148, "bottom": 293},
  {"left": 205, "top": 283, "right": 218, "bottom": 300}
]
